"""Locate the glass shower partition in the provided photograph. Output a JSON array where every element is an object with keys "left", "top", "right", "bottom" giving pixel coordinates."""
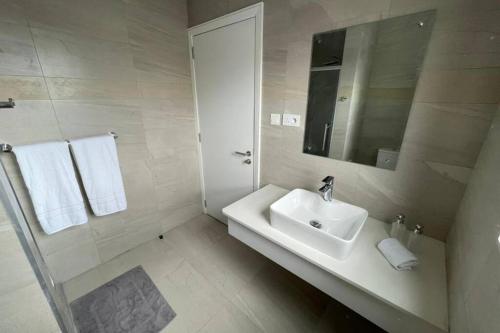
[
  {"left": 303, "top": 29, "right": 346, "bottom": 157},
  {"left": 0, "top": 157, "right": 77, "bottom": 333},
  {"left": 303, "top": 68, "right": 341, "bottom": 156}
]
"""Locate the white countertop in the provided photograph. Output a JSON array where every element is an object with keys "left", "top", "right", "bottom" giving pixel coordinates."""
[{"left": 223, "top": 184, "right": 448, "bottom": 332}]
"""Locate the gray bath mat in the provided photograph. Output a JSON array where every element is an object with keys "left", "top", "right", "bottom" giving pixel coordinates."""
[{"left": 70, "top": 266, "right": 176, "bottom": 333}]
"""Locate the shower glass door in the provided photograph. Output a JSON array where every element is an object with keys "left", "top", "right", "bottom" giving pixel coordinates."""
[
  {"left": 303, "top": 29, "right": 346, "bottom": 157},
  {"left": 0, "top": 158, "right": 76, "bottom": 333}
]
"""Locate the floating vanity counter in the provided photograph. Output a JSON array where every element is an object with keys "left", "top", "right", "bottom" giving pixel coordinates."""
[{"left": 223, "top": 185, "right": 448, "bottom": 333}]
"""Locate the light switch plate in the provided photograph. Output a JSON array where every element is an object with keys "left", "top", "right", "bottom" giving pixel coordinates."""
[
  {"left": 282, "top": 114, "right": 301, "bottom": 127},
  {"left": 270, "top": 113, "right": 282, "bottom": 126}
]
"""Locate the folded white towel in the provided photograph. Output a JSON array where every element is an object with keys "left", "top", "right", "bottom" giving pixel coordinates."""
[
  {"left": 377, "top": 238, "right": 418, "bottom": 271},
  {"left": 13, "top": 142, "right": 88, "bottom": 235},
  {"left": 70, "top": 135, "right": 127, "bottom": 216}
]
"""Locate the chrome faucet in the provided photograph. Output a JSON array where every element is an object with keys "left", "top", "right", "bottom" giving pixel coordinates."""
[{"left": 319, "top": 176, "right": 335, "bottom": 201}]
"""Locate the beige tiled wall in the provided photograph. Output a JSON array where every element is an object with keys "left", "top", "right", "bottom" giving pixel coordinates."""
[
  {"left": 0, "top": 0, "right": 202, "bottom": 282},
  {"left": 446, "top": 105, "right": 500, "bottom": 333},
  {"left": 188, "top": 0, "right": 500, "bottom": 240}
]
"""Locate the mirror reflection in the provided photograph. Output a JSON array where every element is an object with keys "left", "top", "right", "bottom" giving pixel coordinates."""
[{"left": 303, "top": 10, "right": 436, "bottom": 170}]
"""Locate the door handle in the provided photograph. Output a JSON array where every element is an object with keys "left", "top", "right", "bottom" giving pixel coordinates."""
[
  {"left": 322, "top": 123, "right": 331, "bottom": 151},
  {"left": 235, "top": 151, "right": 251, "bottom": 156},
  {"left": 243, "top": 159, "right": 252, "bottom": 164}
]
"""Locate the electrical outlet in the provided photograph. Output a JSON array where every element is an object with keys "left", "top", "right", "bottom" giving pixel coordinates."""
[{"left": 282, "top": 114, "right": 300, "bottom": 127}]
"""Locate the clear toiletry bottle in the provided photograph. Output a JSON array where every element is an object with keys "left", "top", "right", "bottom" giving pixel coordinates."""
[
  {"left": 390, "top": 213, "right": 406, "bottom": 242},
  {"left": 407, "top": 224, "right": 424, "bottom": 253}
]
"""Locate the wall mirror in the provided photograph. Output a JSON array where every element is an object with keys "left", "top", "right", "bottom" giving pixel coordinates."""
[{"left": 303, "top": 10, "right": 436, "bottom": 170}]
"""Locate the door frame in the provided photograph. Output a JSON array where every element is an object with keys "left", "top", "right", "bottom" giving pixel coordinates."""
[{"left": 188, "top": 3, "right": 263, "bottom": 213}]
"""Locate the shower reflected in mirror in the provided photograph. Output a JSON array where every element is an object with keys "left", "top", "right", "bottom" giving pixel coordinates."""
[{"left": 303, "top": 10, "right": 436, "bottom": 170}]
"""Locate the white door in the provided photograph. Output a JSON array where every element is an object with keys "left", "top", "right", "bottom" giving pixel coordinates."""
[{"left": 192, "top": 16, "right": 259, "bottom": 222}]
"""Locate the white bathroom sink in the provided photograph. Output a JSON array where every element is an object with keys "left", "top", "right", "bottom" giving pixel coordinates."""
[{"left": 270, "top": 189, "right": 368, "bottom": 260}]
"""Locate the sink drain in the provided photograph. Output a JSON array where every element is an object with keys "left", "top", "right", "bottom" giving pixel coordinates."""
[{"left": 310, "top": 220, "right": 322, "bottom": 229}]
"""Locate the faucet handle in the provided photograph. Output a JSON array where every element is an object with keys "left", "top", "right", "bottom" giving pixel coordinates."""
[{"left": 322, "top": 176, "right": 335, "bottom": 185}]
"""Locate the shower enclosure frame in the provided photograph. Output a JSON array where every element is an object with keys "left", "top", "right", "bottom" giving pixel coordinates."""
[{"left": 0, "top": 157, "right": 76, "bottom": 333}]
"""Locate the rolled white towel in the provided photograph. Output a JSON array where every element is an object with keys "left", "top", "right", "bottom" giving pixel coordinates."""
[{"left": 377, "top": 238, "right": 418, "bottom": 271}]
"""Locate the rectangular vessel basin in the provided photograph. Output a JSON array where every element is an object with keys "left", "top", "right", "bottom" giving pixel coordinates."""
[{"left": 270, "top": 189, "right": 368, "bottom": 260}]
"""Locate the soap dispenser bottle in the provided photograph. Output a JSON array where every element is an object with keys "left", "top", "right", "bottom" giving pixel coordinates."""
[
  {"left": 390, "top": 213, "right": 406, "bottom": 242},
  {"left": 407, "top": 224, "right": 424, "bottom": 253}
]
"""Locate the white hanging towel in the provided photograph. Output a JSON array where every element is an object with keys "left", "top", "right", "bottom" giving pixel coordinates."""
[
  {"left": 69, "top": 134, "right": 127, "bottom": 216},
  {"left": 13, "top": 142, "right": 88, "bottom": 235}
]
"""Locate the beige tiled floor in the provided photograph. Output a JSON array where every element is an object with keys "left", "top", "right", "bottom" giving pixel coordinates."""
[{"left": 63, "top": 214, "right": 384, "bottom": 333}]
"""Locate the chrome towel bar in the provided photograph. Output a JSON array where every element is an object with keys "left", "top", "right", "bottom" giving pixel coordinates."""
[{"left": 0, "top": 132, "right": 118, "bottom": 153}]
